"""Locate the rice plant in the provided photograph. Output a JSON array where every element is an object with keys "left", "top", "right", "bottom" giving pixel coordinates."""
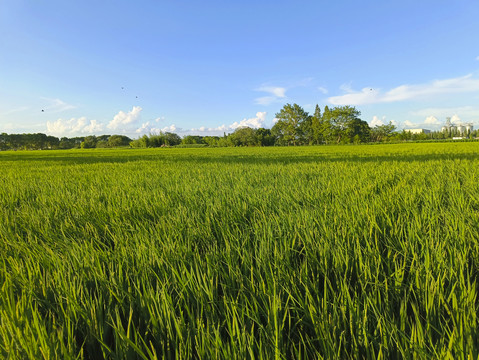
[{"left": 1, "top": 142, "right": 479, "bottom": 359}]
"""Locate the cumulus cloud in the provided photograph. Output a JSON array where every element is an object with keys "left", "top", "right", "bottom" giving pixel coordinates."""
[
  {"left": 370, "top": 116, "right": 385, "bottom": 127},
  {"left": 411, "top": 107, "right": 479, "bottom": 125},
  {"left": 370, "top": 116, "right": 398, "bottom": 128},
  {"left": 107, "top": 106, "right": 142, "bottom": 130},
  {"left": 161, "top": 124, "right": 178, "bottom": 132},
  {"left": 424, "top": 116, "right": 440, "bottom": 125},
  {"left": 83, "top": 119, "right": 103, "bottom": 133},
  {"left": 451, "top": 114, "right": 461, "bottom": 124},
  {"left": 189, "top": 112, "right": 267, "bottom": 135},
  {"left": 254, "top": 86, "right": 287, "bottom": 105},
  {"left": 135, "top": 122, "right": 150, "bottom": 133},
  {"left": 328, "top": 74, "right": 479, "bottom": 105},
  {"left": 404, "top": 120, "right": 417, "bottom": 128},
  {"left": 135, "top": 122, "right": 181, "bottom": 134},
  {"left": 46, "top": 117, "right": 103, "bottom": 136},
  {"left": 229, "top": 111, "right": 267, "bottom": 130}
]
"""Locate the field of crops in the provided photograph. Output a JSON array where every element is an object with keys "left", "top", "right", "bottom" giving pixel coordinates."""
[{"left": 1, "top": 142, "right": 479, "bottom": 359}]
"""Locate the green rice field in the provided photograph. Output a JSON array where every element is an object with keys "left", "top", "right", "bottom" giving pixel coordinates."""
[{"left": 1, "top": 142, "right": 479, "bottom": 359}]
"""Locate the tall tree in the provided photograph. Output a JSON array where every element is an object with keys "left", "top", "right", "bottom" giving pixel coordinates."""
[
  {"left": 310, "top": 105, "right": 322, "bottom": 145},
  {"left": 274, "top": 103, "right": 310, "bottom": 145},
  {"left": 255, "top": 128, "right": 275, "bottom": 146},
  {"left": 230, "top": 127, "right": 258, "bottom": 146},
  {"left": 271, "top": 119, "right": 289, "bottom": 146},
  {"left": 370, "top": 122, "right": 396, "bottom": 142},
  {"left": 320, "top": 105, "right": 334, "bottom": 144},
  {"left": 327, "top": 106, "right": 368, "bottom": 144}
]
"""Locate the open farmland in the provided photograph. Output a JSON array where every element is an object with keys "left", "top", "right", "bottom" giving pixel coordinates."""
[{"left": 1, "top": 143, "right": 479, "bottom": 359}]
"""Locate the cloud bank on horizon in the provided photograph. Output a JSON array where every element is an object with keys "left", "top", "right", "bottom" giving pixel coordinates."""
[{"left": 45, "top": 107, "right": 269, "bottom": 138}]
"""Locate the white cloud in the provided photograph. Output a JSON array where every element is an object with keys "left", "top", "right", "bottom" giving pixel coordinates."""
[
  {"left": 451, "top": 114, "right": 461, "bottom": 124},
  {"left": 254, "top": 86, "right": 287, "bottom": 105},
  {"left": 318, "top": 86, "right": 328, "bottom": 94},
  {"left": 369, "top": 116, "right": 398, "bottom": 128},
  {"left": 189, "top": 112, "right": 268, "bottom": 135},
  {"left": 107, "top": 106, "right": 142, "bottom": 130},
  {"left": 328, "top": 74, "right": 479, "bottom": 105},
  {"left": 83, "top": 119, "right": 103, "bottom": 133},
  {"left": 190, "top": 125, "right": 223, "bottom": 134},
  {"left": 161, "top": 124, "right": 178, "bottom": 133},
  {"left": 136, "top": 122, "right": 151, "bottom": 133},
  {"left": 256, "top": 86, "right": 286, "bottom": 98},
  {"left": 46, "top": 117, "right": 103, "bottom": 136},
  {"left": 410, "top": 106, "right": 479, "bottom": 126},
  {"left": 229, "top": 111, "right": 266, "bottom": 130},
  {"left": 476, "top": 56, "right": 479, "bottom": 61},
  {"left": 41, "top": 98, "right": 76, "bottom": 113},
  {"left": 404, "top": 120, "right": 416, "bottom": 128},
  {"left": 424, "top": 116, "right": 440, "bottom": 125},
  {"left": 370, "top": 116, "right": 385, "bottom": 127},
  {"left": 135, "top": 122, "right": 181, "bottom": 134}
]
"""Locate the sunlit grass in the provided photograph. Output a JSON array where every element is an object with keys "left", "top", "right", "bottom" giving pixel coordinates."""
[{"left": 1, "top": 143, "right": 479, "bottom": 358}]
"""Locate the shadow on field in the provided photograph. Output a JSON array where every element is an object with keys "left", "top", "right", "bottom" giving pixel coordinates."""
[
  {"left": 1, "top": 150, "right": 478, "bottom": 166},
  {"left": 164, "top": 152, "right": 479, "bottom": 165}
]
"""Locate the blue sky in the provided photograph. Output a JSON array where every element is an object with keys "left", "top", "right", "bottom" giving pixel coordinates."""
[{"left": 1, "top": 0, "right": 478, "bottom": 138}]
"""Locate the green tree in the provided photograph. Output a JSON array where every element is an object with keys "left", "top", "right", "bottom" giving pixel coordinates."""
[
  {"left": 203, "top": 136, "right": 220, "bottom": 146},
  {"left": 182, "top": 135, "right": 204, "bottom": 145},
  {"left": 0, "top": 133, "right": 8, "bottom": 151},
  {"left": 310, "top": 105, "right": 323, "bottom": 145},
  {"left": 370, "top": 122, "right": 396, "bottom": 142},
  {"left": 327, "top": 106, "right": 368, "bottom": 144},
  {"left": 255, "top": 128, "right": 275, "bottom": 146},
  {"left": 164, "top": 132, "right": 181, "bottom": 146},
  {"left": 274, "top": 103, "right": 310, "bottom": 145},
  {"left": 108, "top": 135, "right": 131, "bottom": 147},
  {"left": 320, "top": 105, "right": 335, "bottom": 144},
  {"left": 81, "top": 135, "right": 97, "bottom": 149},
  {"left": 229, "top": 127, "right": 258, "bottom": 146},
  {"left": 271, "top": 119, "right": 289, "bottom": 146}
]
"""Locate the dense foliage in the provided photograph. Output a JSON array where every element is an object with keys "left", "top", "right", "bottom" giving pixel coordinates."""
[
  {"left": 0, "top": 133, "right": 132, "bottom": 151},
  {"left": 1, "top": 143, "right": 479, "bottom": 358}
]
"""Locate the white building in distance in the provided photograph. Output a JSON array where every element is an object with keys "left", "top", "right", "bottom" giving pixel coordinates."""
[{"left": 441, "top": 117, "right": 473, "bottom": 134}]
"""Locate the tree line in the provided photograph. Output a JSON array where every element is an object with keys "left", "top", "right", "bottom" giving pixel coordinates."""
[
  {"left": 1, "top": 104, "right": 476, "bottom": 151},
  {"left": 0, "top": 133, "right": 132, "bottom": 151}
]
